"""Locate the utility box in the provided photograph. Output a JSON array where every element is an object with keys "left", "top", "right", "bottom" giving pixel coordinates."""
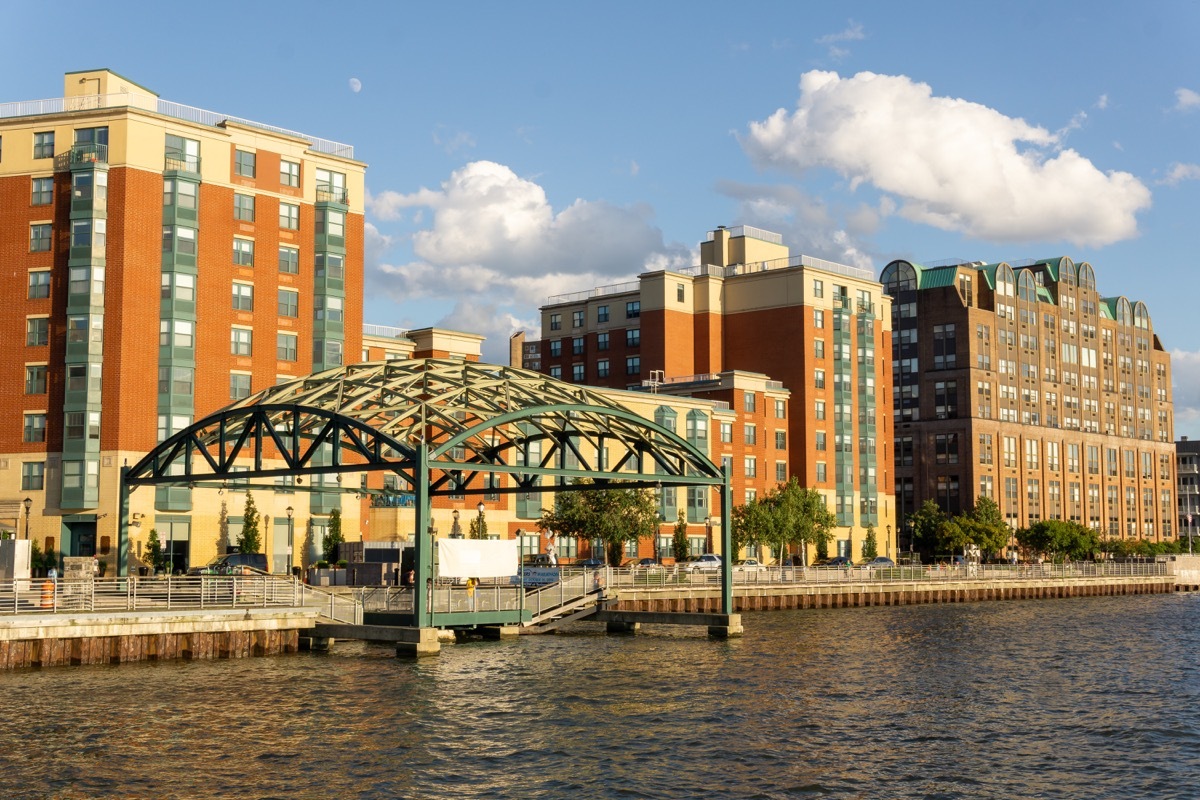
[{"left": 0, "top": 540, "right": 32, "bottom": 581}]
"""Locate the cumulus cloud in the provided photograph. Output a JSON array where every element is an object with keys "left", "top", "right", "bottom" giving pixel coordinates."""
[
  {"left": 1173, "top": 349, "right": 1200, "bottom": 438},
  {"left": 1161, "top": 162, "right": 1200, "bottom": 185},
  {"left": 741, "top": 71, "right": 1152, "bottom": 248},
  {"left": 1175, "top": 88, "right": 1200, "bottom": 111},
  {"left": 364, "top": 161, "right": 692, "bottom": 335}
]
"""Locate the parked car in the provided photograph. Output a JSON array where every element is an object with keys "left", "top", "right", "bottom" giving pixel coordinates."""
[
  {"left": 634, "top": 557, "right": 665, "bottom": 572},
  {"left": 733, "top": 559, "right": 766, "bottom": 572},
  {"left": 815, "top": 556, "right": 853, "bottom": 567},
  {"left": 523, "top": 553, "right": 555, "bottom": 568},
  {"left": 187, "top": 552, "right": 268, "bottom": 576},
  {"left": 686, "top": 554, "right": 723, "bottom": 573},
  {"left": 578, "top": 558, "right": 606, "bottom": 569},
  {"left": 858, "top": 556, "right": 896, "bottom": 568}
]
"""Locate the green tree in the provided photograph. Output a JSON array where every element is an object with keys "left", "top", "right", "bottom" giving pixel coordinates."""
[
  {"left": 323, "top": 508, "right": 345, "bottom": 562},
  {"left": 776, "top": 480, "right": 836, "bottom": 565},
  {"left": 145, "top": 528, "right": 167, "bottom": 573},
  {"left": 216, "top": 500, "right": 231, "bottom": 556},
  {"left": 861, "top": 524, "right": 878, "bottom": 560},
  {"left": 908, "top": 500, "right": 947, "bottom": 555},
  {"left": 469, "top": 508, "right": 489, "bottom": 540},
  {"left": 538, "top": 479, "right": 659, "bottom": 566},
  {"left": 1017, "top": 520, "right": 1101, "bottom": 562},
  {"left": 672, "top": 510, "right": 689, "bottom": 561},
  {"left": 239, "top": 492, "right": 261, "bottom": 554}
]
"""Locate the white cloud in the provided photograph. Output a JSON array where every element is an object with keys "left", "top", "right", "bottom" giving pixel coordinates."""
[
  {"left": 1173, "top": 349, "right": 1200, "bottom": 438},
  {"left": 741, "top": 71, "right": 1152, "bottom": 248},
  {"left": 1175, "top": 88, "right": 1200, "bottom": 111},
  {"left": 1161, "top": 162, "right": 1200, "bottom": 185},
  {"left": 348, "top": 77, "right": 362, "bottom": 93},
  {"left": 1095, "top": 94, "right": 1109, "bottom": 110},
  {"left": 815, "top": 20, "right": 863, "bottom": 60},
  {"left": 432, "top": 125, "right": 476, "bottom": 155},
  {"left": 364, "top": 161, "right": 692, "bottom": 339},
  {"left": 630, "top": 160, "right": 640, "bottom": 177}
]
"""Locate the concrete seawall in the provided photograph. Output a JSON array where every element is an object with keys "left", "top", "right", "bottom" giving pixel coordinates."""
[
  {"left": 611, "top": 576, "right": 1176, "bottom": 614},
  {"left": 0, "top": 608, "right": 318, "bottom": 669}
]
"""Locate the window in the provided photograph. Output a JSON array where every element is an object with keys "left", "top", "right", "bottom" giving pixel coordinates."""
[
  {"left": 279, "top": 202, "right": 299, "bottom": 229},
  {"left": 720, "top": 422, "right": 733, "bottom": 443},
  {"left": 597, "top": 332, "right": 609, "bottom": 351},
  {"left": 315, "top": 296, "right": 343, "bottom": 322},
  {"left": 232, "top": 282, "right": 254, "bottom": 311},
  {"left": 21, "top": 462, "right": 44, "bottom": 491},
  {"left": 280, "top": 159, "right": 300, "bottom": 187},
  {"left": 935, "top": 433, "right": 959, "bottom": 464},
  {"left": 277, "top": 288, "right": 299, "bottom": 317},
  {"left": 23, "top": 413, "right": 46, "bottom": 443},
  {"left": 315, "top": 208, "right": 344, "bottom": 236},
  {"left": 230, "top": 373, "right": 252, "bottom": 400},
  {"left": 816, "top": 462, "right": 827, "bottom": 482},
  {"left": 162, "top": 272, "right": 195, "bottom": 303},
  {"left": 33, "top": 131, "right": 54, "bottom": 159},
  {"left": 31, "top": 177, "right": 53, "bottom": 205},
  {"left": 234, "top": 193, "right": 255, "bottom": 221},
  {"left": 163, "top": 178, "right": 196, "bottom": 209},
  {"left": 775, "top": 399, "right": 786, "bottom": 419},
  {"left": 814, "top": 309, "right": 825, "bottom": 329},
  {"left": 572, "top": 337, "right": 584, "bottom": 355},
  {"left": 626, "top": 356, "right": 640, "bottom": 375},
  {"left": 163, "top": 226, "right": 196, "bottom": 255},
  {"left": 775, "top": 430, "right": 787, "bottom": 449},
  {"left": 30, "top": 224, "right": 51, "bottom": 252},
  {"left": 572, "top": 310, "right": 584, "bottom": 328},
  {"left": 816, "top": 431, "right": 827, "bottom": 451},
  {"left": 979, "top": 434, "right": 993, "bottom": 465},
  {"left": 596, "top": 359, "right": 609, "bottom": 378},
  {"left": 279, "top": 246, "right": 299, "bottom": 274},
  {"left": 934, "top": 380, "right": 958, "bottom": 419},
  {"left": 277, "top": 332, "right": 298, "bottom": 361},
  {"left": 744, "top": 424, "right": 757, "bottom": 445},
  {"left": 677, "top": 283, "right": 685, "bottom": 303},
  {"left": 626, "top": 329, "right": 640, "bottom": 347},
  {"left": 597, "top": 305, "right": 609, "bottom": 323},
  {"left": 626, "top": 301, "right": 640, "bottom": 319},
  {"left": 27, "top": 271, "right": 50, "bottom": 299},
  {"left": 814, "top": 339, "right": 825, "bottom": 358},
  {"left": 549, "top": 366, "right": 561, "bottom": 379},
  {"left": 743, "top": 392, "right": 756, "bottom": 413},
  {"left": 158, "top": 365, "right": 193, "bottom": 395},
  {"left": 235, "top": 149, "right": 256, "bottom": 177},
  {"left": 549, "top": 340, "right": 562, "bottom": 357},
  {"left": 233, "top": 239, "right": 254, "bottom": 266},
  {"left": 231, "top": 328, "right": 252, "bottom": 356},
  {"left": 26, "top": 317, "right": 49, "bottom": 346},
  {"left": 572, "top": 364, "right": 584, "bottom": 382},
  {"left": 815, "top": 400, "right": 826, "bottom": 420},
  {"left": 745, "top": 457, "right": 757, "bottom": 478},
  {"left": 813, "top": 279, "right": 824, "bottom": 298},
  {"left": 24, "top": 367, "right": 46, "bottom": 395},
  {"left": 549, "top": 314, "right": 561, "bottom": 331}
]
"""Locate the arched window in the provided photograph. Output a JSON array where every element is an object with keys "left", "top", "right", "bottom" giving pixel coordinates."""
[
  {"left": 1133, "top": 301, "right": 1150, "bottom": 331},
  {"left": 1017, "top": 270, "right": 1037, "bottom": 303},
  {"left": 1116, "top": 297, "right": 1132, "bottom": 326},
  {"left": 1061, "top": 257, "right": 1077, "bottom": 286},
  {"left": 996, "top": 264, "right": 1015, "bottom": 297},
  {"left": 881, "top": 261, "right": 917, "bottom": 294},
  {"left": 1078, "top": 263, "right": 1096, "bottom": 291}
]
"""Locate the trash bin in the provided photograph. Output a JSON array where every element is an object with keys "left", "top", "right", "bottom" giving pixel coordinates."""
[{"left": 138, "top": 567, "right": 149, "bottom": 576}]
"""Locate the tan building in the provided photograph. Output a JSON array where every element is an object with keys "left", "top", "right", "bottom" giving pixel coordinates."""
[
  {"left": 530, "top": 225, "right": 897, "bottom": 560},
  {"left": 881, "top": 257, "right": 1177, "bottom": 552},
  {"left": 1, "top": 69, "right": 365, "bottom": 573}
]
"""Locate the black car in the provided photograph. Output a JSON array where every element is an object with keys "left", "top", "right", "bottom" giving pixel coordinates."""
[
  {"left": 815, "top": 556, "right": 853, "bottom": 567},
  {"left": 578, "top": 558, "right": 606, "bottom": 569},
  {"left": 187, "top": 552, "right": 269, "bottom": 576}
]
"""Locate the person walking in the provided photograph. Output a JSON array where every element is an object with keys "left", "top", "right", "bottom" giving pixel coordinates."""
[{"left": 466, "top": 577, "right": 477, "bottom": 612}]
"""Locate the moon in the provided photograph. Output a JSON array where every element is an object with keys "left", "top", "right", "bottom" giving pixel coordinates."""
[{"left": 349, "top": 77, "right": 362, "bottom": 93}]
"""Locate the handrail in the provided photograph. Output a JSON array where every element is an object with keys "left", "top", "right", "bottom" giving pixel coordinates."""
[{"left": 0, "top": 574, "right": 305, "bottom": 615}]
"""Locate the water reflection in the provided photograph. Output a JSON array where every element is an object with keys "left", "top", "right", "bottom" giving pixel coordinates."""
[{"left": 1, "top": 594, "right": 1198, "bottom": 798}]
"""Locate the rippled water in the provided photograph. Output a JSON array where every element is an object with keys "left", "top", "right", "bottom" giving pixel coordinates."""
[{"left": 3, "top": 594, "right": 1199, "bottom": 799}]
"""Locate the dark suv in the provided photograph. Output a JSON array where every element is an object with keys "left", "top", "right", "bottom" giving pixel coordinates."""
[{"left": 187, "top": 552, "right": 269, "bottom": 576}]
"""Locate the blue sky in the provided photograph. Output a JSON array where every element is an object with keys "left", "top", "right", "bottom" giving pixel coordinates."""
[{"left": 5, "top": 1, "right": 1198, "bottom": 435}]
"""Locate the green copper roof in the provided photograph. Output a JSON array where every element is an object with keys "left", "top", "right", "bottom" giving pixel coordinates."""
[
  {"left": 916, "top": 265, "right": 961, "bottom": 289},
  {"left": 1100, "top": 298, "right": 1117, "bottom": 320}
]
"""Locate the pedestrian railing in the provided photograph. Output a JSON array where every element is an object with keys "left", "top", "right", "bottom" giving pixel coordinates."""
[
  {"left": 293, "top": 582, "right": 362, "bottom": 624},
  {"left": 0, "top": 575, "right": 305, "bottom": 616}
]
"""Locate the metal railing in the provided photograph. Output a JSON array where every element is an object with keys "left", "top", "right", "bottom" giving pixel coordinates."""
[
  {"left": 294, "top": 582, "right": 362, "bottom": 624},
  {"left": 0, "top": 92, "right": 353, "bottom": 158},
  {"left": 0, "top": 575, "right": 303, "bottom": 615}
]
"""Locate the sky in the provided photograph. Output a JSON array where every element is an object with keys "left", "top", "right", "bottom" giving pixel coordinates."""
[{"left": 4, "top": 1, "right": 1198, "bottom": 436}]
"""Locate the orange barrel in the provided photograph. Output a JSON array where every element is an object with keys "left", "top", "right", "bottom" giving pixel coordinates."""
[{"left": 40, "top": 580, "right": 54, "bottom": 609}]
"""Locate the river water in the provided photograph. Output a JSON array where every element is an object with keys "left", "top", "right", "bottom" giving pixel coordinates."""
[{"left": 3, "top": 593, "right": 1199, "bottom": 800}]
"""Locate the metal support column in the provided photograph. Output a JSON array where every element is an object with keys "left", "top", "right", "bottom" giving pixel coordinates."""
[
  {"left": 720, "top": 468, "right": 733, "bottom": 616},
  {"left": 117, "top": 465, "right": 131, "bottom": 578},
  {"left": 412, "top": 445, "right": 433, "bottom": 627}
]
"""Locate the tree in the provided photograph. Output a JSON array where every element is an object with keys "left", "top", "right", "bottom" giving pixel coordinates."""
[
  {"left": 239, "top": 491, "right": 261, "bottom": 554},
  {"left": 732, "top": 479, "right": 835, "bottom": 565},
  {"left": 323, "top": 508, "right": 345, "bottom": 563},
  {"left": 469, "top": 509, "right": 488, "bottom": 540},
  {"left": 1017, "top": 520, "right": 1101, "bottom": 562},
  {"left": 861, "top": 524, "right": 878, "bottom": 560},
  {"left": 908, "top": 500, "right": 947, "bottom": 555},
  {"left": 672, "top": 510, "right": 689, "bottom": 562},
  {"left": 145, "top": 528, "right": 167, "bottom": 574},
  {"left": 537, "top": 479, "right": 659, "bottom": 566},
  {"left": 216, "top": 500, "right": 231, "bottom": 556}
]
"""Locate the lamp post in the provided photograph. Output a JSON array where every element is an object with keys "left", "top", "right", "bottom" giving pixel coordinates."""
[
  {"left": 704, "top": 515, "right": 713, "bottom": 554},
  {"left": 286, "top": 506, "right": 294, "bottom": 576},
  {"left": 450, "top": 509, "right": 462, "bottom": 539},
  {"left": 886, "top": 524, "right": 892, "bottom": 559},
  {"left": 23, "top": 497, "right": 32, "bottom": 541},
  {"left": 476, "top": 501, "right": 486, "bottom": 540}
]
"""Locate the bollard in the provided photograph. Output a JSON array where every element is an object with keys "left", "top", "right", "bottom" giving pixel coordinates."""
[{"left": 40, "top": 580, "right": 55, "bottom": 609}]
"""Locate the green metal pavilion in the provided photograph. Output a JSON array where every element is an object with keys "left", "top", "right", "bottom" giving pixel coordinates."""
[{"left": 120, "top": 358, "right": 734, "bottom": 619}]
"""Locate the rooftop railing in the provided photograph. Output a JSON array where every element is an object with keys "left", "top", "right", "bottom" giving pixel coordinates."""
[
  {"left": 0, "top": 92, "right": 354, "bottom": 159},
  {"left": 363, "top": 323, "right": 408, "bottom": 340}
]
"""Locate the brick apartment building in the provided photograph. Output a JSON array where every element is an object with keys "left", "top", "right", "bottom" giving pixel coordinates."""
[
  {"left": 881, "top": 257, "right": 1177, "bottom": 553},
  {"left": 1, "top": 70, "right": 365, "bottom": 572},
  {"left": 530, "top": 225, "right": 897, "bottom": 561}
]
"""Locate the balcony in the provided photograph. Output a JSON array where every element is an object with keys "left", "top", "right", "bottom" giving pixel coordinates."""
[
  {"left": 55, "top": 143, "right": 108, "bottom": 171},
  {"left": 164, "top": 150, "right": 201, "bottom": 174},
  {"left": 316, "top": 185, "right": 349, "bottom": 205}
]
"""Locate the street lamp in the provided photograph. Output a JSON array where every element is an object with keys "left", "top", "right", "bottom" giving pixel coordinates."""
[
  {"left": 451, "top": 509, "right": 462, "bottom": 538},
  {"left": 477, "top": 501, "right": 486, "bottom": 539},
  {"left": 23, "top": 497, "right": 32, "bottom": 541},
  {"left": 886, "top": 524, "right": 892, "bottom": 558},
  {"left": 285, "top": 506, "right": 294, "bottom": 576},
  {"left": 704, "top": 515, "right": 713, "bottom": 554}
]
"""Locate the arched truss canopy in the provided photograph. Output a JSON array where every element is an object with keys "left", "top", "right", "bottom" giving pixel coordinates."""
[{"left": 125, "top": 359, "right": 726, "bottom": 496}]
